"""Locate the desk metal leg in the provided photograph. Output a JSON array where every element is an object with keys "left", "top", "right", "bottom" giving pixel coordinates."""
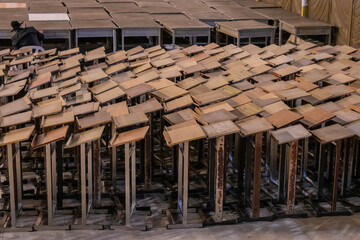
[
  {"left": 287, "top": 140, "right": 298, "bottom": 214},
  {"left": 252, "top": 133, "right": 262, "bottom": 218},
  {"left": 113, "top": 30, "right": 117, "bottom": 52},
  {"left": 45, "top": 144, "right": 53, "bottom": 225},
  {"left": 332, "top": 140, "right": 341, "bottom": 212},
  {"left": 279, "top": 23, "right": 282, "bottom": 46},
  {"left": 8, "top": 144, "right": 16, "bottom": 228},
  {"left": 80, "top": 143, "right": 86, "bottom": 225},
  {"left": 215, "top": 136, "right": 225, "bottom": 222}
]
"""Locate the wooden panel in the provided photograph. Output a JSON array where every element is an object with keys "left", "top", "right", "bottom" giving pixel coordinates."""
[
  {"left": 235, "top": 102, "right": 263, "bottom": 118},
  {"left": 237, "top": 117, "right": 273, "bottom": 136},
  {"left": 30, "top": 86, "right": 59, "bottom": 100},
  {"left": 89, "top": 80, "right": 117, "bottom": 95},
  {"left": 346, "top": 121, "right": 360, "bottom": 137},
  {"left": 300, "top": 107, "right": 335, "bottom": 128},
  {"left": 94, "top": 87, "right": 125, "bottom": 104},
  {"left": 112, "top": 111, "right": 148, "bottom": 129},
  {"left": 80, "top": 68, "right": 108, "bottom": 83},
  {"left": 102, "top": 101, "right": 128, "bottom": 116},
  {"left": 163, "top": 108, "right": 197, "bottom": 125},
  {"left": 164, "top": 95, "right": 193, "bottom": 112},
  {"left": 29, "top": 72, "right": 51, "bottom": 90},
  {"left": 200, "top": 102, "right": 234, "bottom": 114},
  {"left": 0, "top": 111, "right": 32, "bottom": 127},
  {"left": 128, "top": 98, "right": 162, "bottom": 114},
  {"left": 151, "top": 85, "right": 188, "bottom": 102},
  {"left": 109, "top": 126, "right": 149, "bottom": 147},
  {"left": 31, "top": 126, "right": 69, "bottom": 149},
  {"left": 77, "top": 110, "right": 111, "bottom": 130},
  {"left": 0, "top": 97, "right": 31, "bottom": 117},
  {"left": 164, "top": 123, "right": 206, "bottom": 147},
  {"left": 146, "top": 78, "right": 174, "bottom": 90},
  {"left": 66, "top": 92, "right": 92, "bottom": 106},
  {"left": 196, "top": 109, "right": 237, "bottom": 125},
  {"left": 202, "top": 120, "right": 239, "bottom": 138},
  {"left": 266, "top": 109, "right": 302, "bottom": 128},
  {"left": 33, "top": 100, "right": 63, "bottom": 118},
  {"left": 0, "top": 125, "right": 35, "bottom": 146},
  {"left": 43, "top": 111, "right": 74, "bottom": 128},
  {"left": 65, "top": 126, "right": 105, "bottom": 148},
  {"left": 0, "top": 79, "right": 27, "bottom": 97},
  {"left": 312, "top": 124, "right": 354, "bottom": 144},
  {"left": 67, "top": 101, "right": 100, "bottom": 116},
  {"left": 271, "top": 124, "right": 311, "bottom": 144}
]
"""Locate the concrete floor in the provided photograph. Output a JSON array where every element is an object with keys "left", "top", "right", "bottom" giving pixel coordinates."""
[{"left": 2, "top": 214, "right": 360, "bottom": 240}]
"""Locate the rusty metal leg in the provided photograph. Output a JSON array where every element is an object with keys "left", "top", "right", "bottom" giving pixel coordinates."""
[
  {"left": 80, "top": 143, "right": 86, "bottom": 226},
  {"left": 332, "top": 140, "right": 341, "bottom": 212},
  {"left": 145, "top": 113, "right": 152, "bottom": 189},
  {"left": 177, "top": 143, "right": 183, "bottom": 218},
  {"left": 215, "top": 136, "right": 225, "bottom": 222},
  {"left": 8, "top": 144, "right": 16, "bottom": 228},
  {"left": 183, "top": 141, "right": 189, "bottom": 224},
  {"left": 270, "top": 136, "right": 278, "bottom": 183},
  {"left": 15, "top": 142, "right": 22, "bottom": 208},
  {"left": 131, "top": 142, "right": 136, "bottom": 218},
  {"left": 287, "top": 141, "right": 298, "bottom": 214},
  {"left": 87, "top": 145, "right": 93, "bottom": 211},
  {"left": 56, "top": 141, "right": 63, "bottom": 208},
  {"left": 347, "top": 138, "right": 355, "bottom": 190},
  {"left": 302, "top": 138, "right": 309, "bottom": 179},
  {"left": 93, "top": 140, "right": 101, "bottom": 208},
  {"left": 111, "top": 124, "right": 117, "bottom": 192},
  {"left": 45, "top": 144, "right": 53, "bottom": 225},
  {"left": 51, "top": 143, "right": 57, "bottom": 208},
  {"left": 318, "top": 144, "right": 326, "bottom": 198},
  {"left": 252, "top": 133, "right": 262, "bottom": 219},
  {"left": 125, "top": 143, "right": 131, "bottom": 226}
]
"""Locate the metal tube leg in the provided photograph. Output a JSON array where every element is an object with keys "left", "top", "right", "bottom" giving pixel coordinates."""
[
  {"left": 51, "top": 143, "right": 57, "bottom": 206},
  {"left": 279, "top": 23, "right": 282, "bottom": 46},
  {"left": 177, "top": 144, "right": 183, "bottom": 218},
  {"left": 87, "top": 146, "right": 93, "bottom": 211},
  {"left": 15, "top": 142, "right": 22, "bottom": 206},
  {"left": 45, "top": 144, "right": 53, "bottom": 225},
  {"left": 8, "top": 144, "right": 16, "bottom": 228},
  {"left": 172, "top": 33, "right": 175, "bottom": 49},
  {"left": 287, "top": 141, "right": 298, "bottom": 214},
  {"left": 252, "top": 133, "right": 262, "bottom": 219},
  {"left": 131, "top": 142, "right": 136, "bottom": 213},
  {"left": 80, "top": 143, "right": 86, "bottom": 225},
  {"left": 113, "top": 29, "right": 117, "bottom": 52},
  {"left": 122, "top": 31, "right": 125, "bottom": 50},
  {"left": 75, "top": 30, "right": 78, "bottom": 47},
  {"left": 125, "top": 143, "right": 131, "bottom": 225},
  {"left": 112, "top": 124, "right": 117, "bottom": 192},
  {"left": 215, "top": 136, "right": 225, "bottom": 222},
  {"left": 183, "top": 142, "right": 189, "bottom": 225},
  {"left": 332, "top": 141, "right": 341, "bottom": 212}
]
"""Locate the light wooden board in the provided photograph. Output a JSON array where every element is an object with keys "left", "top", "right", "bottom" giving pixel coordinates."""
[
  {"left": 202, "top": 120, "right": 239, "bottom": 138},
  {"left": 164, "top": 123, "right": 206, "bottom": 147},
  {"left": 80, "top": 68, "right": 108, "bottom": 83},
  {"left": 66, "top": 92, "right": 92, "bottom": 106},
  {"left": 65, "top": 126, "right": 105, "bottom": 148},
  {"left": 31, "top": 126, "right": 69, "bottom": 149},
  {"left": 33, "top": 99, "right": 63, "bottom": 118},
  {"left": 109, "top": 126, "right": 149, "bottom": 147},
  {"left": 94, "top": 87, "right": 125, "bottom": 104},
  {"left": 300, "top": 106, "right": 335, "bottom": 128},
  {"left": 77, "top": 110, "right": 111, "bottom": 130},
  {"left": 237, "top": 116, "right": 273, "bottom": 136},
  {"left": 42, "top": 111, "right": 74, "bottom": 128},
  {"left": 163, "top": 108, "right": 197, "bottom": 125},
  {"left": 89, "top": 79, "right": 117, "bottom": 95},
  {"left": 164, "top": 94, "right": 193, "bottom": 112},
  {"left": 67, "top": 101, "right": 100, "bottom": 116},
  {"left": 346, "top": 121, "right": 360, "bottom": 137},
  {"left": 112, "top": 111, "right": 148, "bottom": 129},
  {"left": 0, "top": 125, "right": 35, "bottom": 146},
  {"left": 196, "top": 109, "right": 237, "bottom": 125},
  {"left": 0, "top": 110, "right": 32, "bottom": 127},
  {"left": 266, "top": 109, "right": 302, "bottom": 128},
  {"left": 151, "top": 85, "right": 188, "bottom": 102},
  {"left": 29, "top": 72, "right": 51, "bottom": 90},
  {"left": 271, "top": 124, "right": 311, "bottom": 144},
  {"left": 311, "top": 124, "right": 354, "bottom": 144},
  {"left": 0, "top": 97, "right": 31, "bottom": 117},
  {"left": 127, "top": 98, "right": 162, "bottom": 114},
  {"left": 30, "top": 86, "right": 59, "bottom": 100}
]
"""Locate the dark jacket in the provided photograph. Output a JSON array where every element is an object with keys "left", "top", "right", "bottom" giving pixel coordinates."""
[{"left": 11, "top": 27, "right": 44, "bottom": 50}]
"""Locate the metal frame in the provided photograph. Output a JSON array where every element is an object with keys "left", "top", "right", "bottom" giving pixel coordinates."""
[
  {"left": 75, "top": 28, "right": 117, "bottom": 52},
  {"left": 279, "top": 20, "right": 332, "bottom": 45},
  {"left": 121, "top": 28, "right": 161, "bottom": 50}
]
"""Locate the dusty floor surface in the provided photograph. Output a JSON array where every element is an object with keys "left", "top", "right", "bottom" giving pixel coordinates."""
[{"left": 2, "top": 213, "right": 360, "bottom": 240}]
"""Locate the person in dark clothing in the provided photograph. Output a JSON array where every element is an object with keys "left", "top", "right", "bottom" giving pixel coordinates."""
[{"left": 10, "top": 21, "right": 44, "bottom": 50}]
